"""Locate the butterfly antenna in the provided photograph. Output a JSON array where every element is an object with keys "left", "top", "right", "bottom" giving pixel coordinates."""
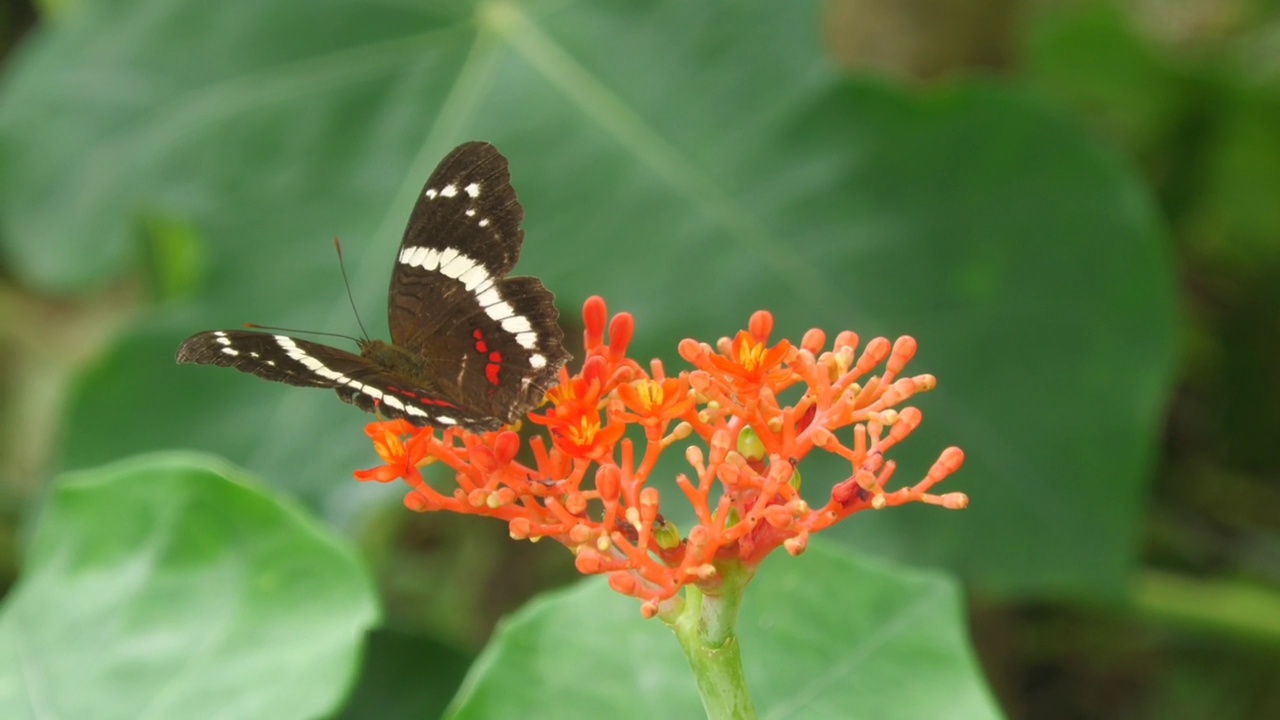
[
  {"left": 334, "top": 237, "right": 371, "bottom": 342},
  {"left": 244, "top": 323, "right": 363, "bottom": 346}
]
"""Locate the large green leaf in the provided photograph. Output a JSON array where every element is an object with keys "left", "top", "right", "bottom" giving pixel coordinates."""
[
  {"left": 0, "top": 0, "right": 1178, "bottom": 597},
  {"left": 0, "top": 453, "right": 379, "bottom": 719},
  {"left": 446, "top": 540, "right": 1003, "bottom": 719}
]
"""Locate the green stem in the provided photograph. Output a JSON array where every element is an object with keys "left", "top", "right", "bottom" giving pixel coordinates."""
[
  {"left": 664, "top": 560, "right": 757, "bottom": 720},
  {"left": 1134, "top": 569, "right": 1280, "bottom": 646}
]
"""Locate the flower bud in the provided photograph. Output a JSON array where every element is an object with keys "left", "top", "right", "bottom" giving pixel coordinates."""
[
  {"left": 655, "top": 520, "right": 681, "bottom": 550},
  {"left": 737, "top": 427, "right": 766, "bottom": 461}
]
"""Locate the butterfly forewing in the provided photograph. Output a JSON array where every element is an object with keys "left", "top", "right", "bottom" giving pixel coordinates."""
[
  {"left": 177, "top": 331, "right": 346, "bottom": 389},
  {"left": 397, "top": 142, "right": 525, "bottom": 279},
  {"left": 176, "top": 331, "right": 501, "bottom": 429},
  {"left": 388, "top": 141, "right": 569, "bottom": 422}
]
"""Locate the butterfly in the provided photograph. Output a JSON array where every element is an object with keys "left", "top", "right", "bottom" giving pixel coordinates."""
[{"left": 176, "top": 141, "right": 571, "bottom": 432}]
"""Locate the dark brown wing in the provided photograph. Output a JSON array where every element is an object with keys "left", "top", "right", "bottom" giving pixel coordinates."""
[
  {"left": 386, "top": 142, "right": 570, "bottom": 423},
  {"left": 175, "top": 330, "right": 502, "bottom": 430}
]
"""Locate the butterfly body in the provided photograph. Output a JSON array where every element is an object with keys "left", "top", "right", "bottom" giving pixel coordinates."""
[{"left": 176, "top": 142, "right": 570, "bottom": 432}]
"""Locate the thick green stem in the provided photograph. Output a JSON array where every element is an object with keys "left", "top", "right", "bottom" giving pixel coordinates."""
[
  {"left": 664, "top": 561, "right": 757, "bottom": 720},
  {"left": 1135, "top": 569, "right": 1280, "bottom": 645}
]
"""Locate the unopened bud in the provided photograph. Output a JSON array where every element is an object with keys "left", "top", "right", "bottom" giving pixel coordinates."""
[
  {"left": 655, "top": 520, "right": 682, "bottom": 550},
  {"left": 737, "top": 427, "right": 766, "bottom": 461}
]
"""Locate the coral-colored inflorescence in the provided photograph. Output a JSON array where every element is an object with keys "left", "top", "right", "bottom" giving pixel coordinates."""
[{"left": 357, "top": 296, "right": 967, "bottom": 618}]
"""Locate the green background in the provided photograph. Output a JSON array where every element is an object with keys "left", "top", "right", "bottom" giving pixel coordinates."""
[{"left": 0, "top": 0, "right": 1275, "bottom": 717}]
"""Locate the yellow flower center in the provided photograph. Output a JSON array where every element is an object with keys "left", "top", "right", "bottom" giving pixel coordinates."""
[
  {"left": 567, "top": 415, "right": 601, "bottom": 446},
  {"left": 636, "top": 379, "right": 664, "bottom": 410},
  {"left": 547, "top": 383, "right": 576, "bottom": 407},
  {"left": 373, "top": 432, "right": 405, "bottom": 465},
  {"left": 737, "top": 337, "right": 768, "bottom": 372}
]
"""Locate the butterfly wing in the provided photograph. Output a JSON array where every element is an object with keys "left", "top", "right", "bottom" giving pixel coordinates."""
[
  {"left": 177, "top": 330, "right": 347, "bottom": 388},
  {"left": 387, "top": 142, "right": 570, "bottom": 423},
  {"left": 176, "top": 330, "right": 499, "bottom": 429},
  {"left": 175, "top": 143, "right": 569, "bottom": 431}
]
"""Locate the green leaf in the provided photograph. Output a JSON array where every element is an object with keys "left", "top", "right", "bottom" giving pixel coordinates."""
[
  {"left": 0, "top": 452, "right": 380, "bottom": 720},
  {"left": 0, "top": 0, "right": 1178, "bottom": 598},
  {"left": 445, "top": 540, "right": 1003, "bottom": 719}
]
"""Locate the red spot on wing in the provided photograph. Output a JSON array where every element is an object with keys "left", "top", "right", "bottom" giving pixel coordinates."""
[
  {"left": 387, "top": 384, "right": 420, "bottom": 399},
  {"left": 473, "top": 327, "right": 489, "bottom": 354},
  {"left": 388, "top": 382, "right": 456, "bottom": 409},
  {"left": 483, "top": 350, "right": 505, "bottom": 385},
  {"left": 418, "top": 396, "right": 457, "bottom": 408}
]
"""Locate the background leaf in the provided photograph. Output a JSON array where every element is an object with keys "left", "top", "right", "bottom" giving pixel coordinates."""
[
  {"left": 0, "top": 0, "right": 1178, "bottom": 600},
  {"left": 446, "top": 540, "right": 1002, "bottom": 719},
  {"left": 0, "top": 452, "right": 379, "bottom": 720}
]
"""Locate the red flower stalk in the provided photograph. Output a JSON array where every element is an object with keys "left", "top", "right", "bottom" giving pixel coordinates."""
[{"left": 357, "top": 296, "right": 967, "bottom": 618}]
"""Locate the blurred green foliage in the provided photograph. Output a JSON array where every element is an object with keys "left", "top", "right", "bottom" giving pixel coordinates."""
[{"left": 0, "top": 0, "right": 1273, "bottom": 717}]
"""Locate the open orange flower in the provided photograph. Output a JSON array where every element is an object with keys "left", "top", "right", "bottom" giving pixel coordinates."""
[
  {"left": 355, "top": 296, "right": 967, "bottom": 618},
  {"left": 706, "top": 329, "right": 793, "bottom": 393},
  {"left": 616, "top": 377, "right": 696, "bottom": 425},
  {"left": 354, "top": 419, "right": 430, "bottom": 483}
]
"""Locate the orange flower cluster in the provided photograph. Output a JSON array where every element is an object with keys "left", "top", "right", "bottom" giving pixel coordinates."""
[{"left": 357, "top": 296, "right": 967, "bottom": 618}]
